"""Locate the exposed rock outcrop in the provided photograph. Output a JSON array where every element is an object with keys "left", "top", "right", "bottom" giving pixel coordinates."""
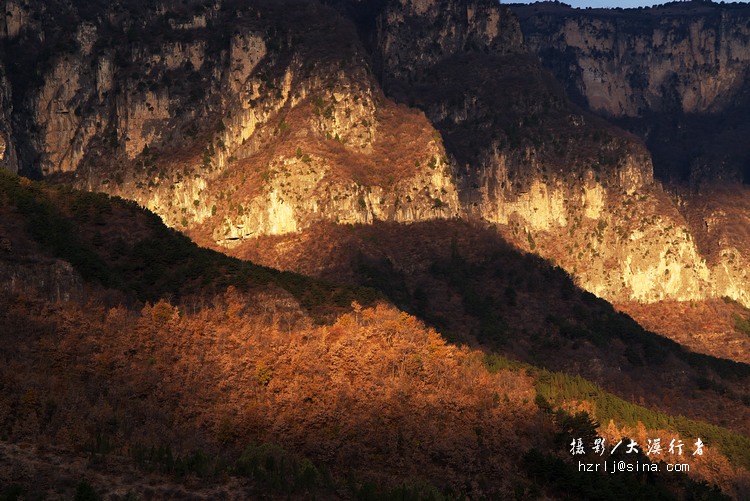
[
  {"left": 0, "top": 258, "right": 84, "bottom": 303},
  {"left": 374, "top": 0, "right": 524, "bottom": 91},
  {"left": 368, "top": 0, "right": 742, "bottom": 305},
  {"left": 1, "top": 0, "right": 750, "bottom": 308},
  {"left": 1, "top": 1, "right": 28, "bottom": 39},
  {"left": 0, "top": 62, "right": 17, "bottom": 173},
  {"left": 336, "top": 0, "right": 750, "bottom": 307},
  {"left": 2, "top": 1, "right": 462, "bottom": 243},
  {"left": 507, "top": 1, "right": 750, "bottom": 304},
  {"left": 515, "top": 3, "right": 750, "bottom": 117},
  {"left": 512, "top": 2, "right": 750, "bottom": 184}
]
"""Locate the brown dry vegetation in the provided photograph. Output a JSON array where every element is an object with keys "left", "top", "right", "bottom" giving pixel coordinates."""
[
  {"left": 303, "top": 100, "right": 443, "bottom": 187},
  {"left": 1, "top": 173, "right": 749, "bottom": 498},
  {"left": 226, "top": 220, "right": 750, "bottom": 437},
  {"left": 617, "top": 300, "right": 750, "bottom": 365},
  {"left": 218, "top": 93, "right": 444, "bottom": 189},
  {"left": 0, "top": 287, "right": 539, "bottom": 498},
  {"left": 2, "top": 284, "right": 749, "bottom": 498}
]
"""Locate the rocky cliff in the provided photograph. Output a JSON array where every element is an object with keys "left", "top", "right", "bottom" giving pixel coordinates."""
[
  {"left": 516, "top": 3, "right": 750, "bottom": 117},
  {"left": 2, "top": 0, "right": 750, "bottom": 308},
  {"left": 503, "top": 0, "right": 750, "bottom": 305},
  {"left": 513, "top": 1, "right": 750, "bottom": 184},
  {"left": 357, "top": 0, "right": 732, "bottom": 305},
  {"left": 1, "top": 0, "right": 460, "bottom": 245},
  {"left": 0, "top": 60, "right": 17, "bottom": 174}
]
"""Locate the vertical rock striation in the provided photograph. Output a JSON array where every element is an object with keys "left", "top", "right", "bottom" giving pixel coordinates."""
[
  {"left": 1, "top": 0, "right": 750, "bottom": 307},
  {"left": 367, "top": 0, "right": 735, "bottom": 305}
]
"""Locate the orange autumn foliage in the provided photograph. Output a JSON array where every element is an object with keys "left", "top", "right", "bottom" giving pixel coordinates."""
[{"left": 0, "top": 288, "right": 538, "bottom": 496}]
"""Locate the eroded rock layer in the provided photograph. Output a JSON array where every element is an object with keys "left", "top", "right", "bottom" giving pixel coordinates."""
[{"left": 1, "top": 0, "right": 749, "bottom": 307}]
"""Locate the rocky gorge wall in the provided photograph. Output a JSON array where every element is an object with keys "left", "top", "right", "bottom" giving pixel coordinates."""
[
  {"left": 0, "top": 60, "right": 17, "bottom": 174},
  {"left": 0, "top": 0, "right": 461, "bottom": 247},
  {"left": 511, "top": 2, "right": 750, "bottom": 185},
  {"left": 1, "top": 0, "right": 750, "bottom": 308},
  {"left": 368, "top": 0, "right": 750, "bottom": 306},
  {"left": 501, "top": 1, "right": 750, "bottom": 305},
  {"left": 514, "top": 2, "right": 750, "bottom": 117}
]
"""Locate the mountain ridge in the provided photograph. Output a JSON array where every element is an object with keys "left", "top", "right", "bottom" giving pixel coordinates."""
[
  {"left": 1, "top": 168, "right": 748, "bottom": 498},
  {"left": 3, "top": 1, "right": 750, "bottom": 496},
  {"left": 0, "top": 0, "right": 740, "bottom": 309}
]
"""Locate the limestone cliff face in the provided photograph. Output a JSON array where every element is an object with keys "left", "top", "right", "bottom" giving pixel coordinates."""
[
  {"left": 677, "top": 186, "right": 750, "bottom": 307},
  {"left": 515, "top": 3, "right": 750, "bottom": 117},
  {"left": 0, "top": 258, "right": 84, "bottom": 303},
  {"left": 370, "top": 0, "right": 746, "bottom": 306},
  {"left": 209, "top": 146, "right": 457, "bottom": 246},
  {"left": 2, "top": 0, "right": 750, "bottom": 308},
  {"left": 0, "top": 210, "right": 83, "bottom": 302},
  {"left": 468, "top": 131, "right": 714, "bottom": 304},
  {"left": 0, "top": 1, "right": 458, "bottom": 246},
  {"left": 375, "top": 0, "right": 523, "bottom": 90},
  {"left": 0, "top": 61, "right": 17, "bottom": 173},
  {"left": 502, "top": 2, "right": 750, "bottom": 305},
  {"left": 1, "top": 1, "right": 28, "bottom": 40},
  {"left": 94, "top": 55, "right": 461, "bottom": 246},
  {"left": 513, "top": 2, "right": 750, "bottom": 185},
  {"left": 34, "top": 55, "right": 93, "bottom": 174}
]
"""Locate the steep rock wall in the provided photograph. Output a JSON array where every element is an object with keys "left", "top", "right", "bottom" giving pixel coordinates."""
[
  {"left": 375, "top": 0, "right": 524, "bottom": 87},
  {"left": 1, "top": 1, "right": 28, "bottom": 40},
  {"left": 6, "top": 1, "right": 463, "bottom": 246},
  {"left": 469, "top": 135, "right": 713, "bottom": 304},
  {"left": 371, "top": 0, "right": 745, "bottom": 306},
  {"left": 2, "top": 0, "right": 750, "bottom": 308},
  {"left": 506, "top": 2, "right": 750, "bottom": 304},
  {"left": 515, "top": 4, "right": 750, "bottom": 117},
  {"left": 513, "top": 2, "right": 750, "bottom": 184},
  {"left": 0, "top": 61, "right": 17, "bottom": 173}
]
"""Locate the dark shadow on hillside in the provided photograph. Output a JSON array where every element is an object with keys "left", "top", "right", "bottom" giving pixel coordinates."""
[{"left": 238, "top": 219, "right": 750, "bottom": 438}]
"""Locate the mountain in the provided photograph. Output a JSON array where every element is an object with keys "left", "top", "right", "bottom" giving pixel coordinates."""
[
  {"left": 3, "top": 0, "right": 750, "bottom": 312},
  {"left": 2, "top": 0, "right": 750, "bottom": 498},
  {"left": 508, "top": 0, "right": 750, "bottom": 354},
  {"left": 1, "top": 162, "right": 746, "bottom": 500},
  {"left": 512, "top": 0, "right": 750, "bottom": 185}
]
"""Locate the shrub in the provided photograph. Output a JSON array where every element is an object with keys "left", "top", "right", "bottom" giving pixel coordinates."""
[
  {"left": 73, "top": 480, "right": 99, "bottom": 501},
  {"left": 255, "top": 363, "right": 272, "bottom": 387},
  {"left": 733, "top": 313, "right": 750, "bottom": 337},
  {"left": 235, "top": 443, "right": 320, "bottom": 492}
]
